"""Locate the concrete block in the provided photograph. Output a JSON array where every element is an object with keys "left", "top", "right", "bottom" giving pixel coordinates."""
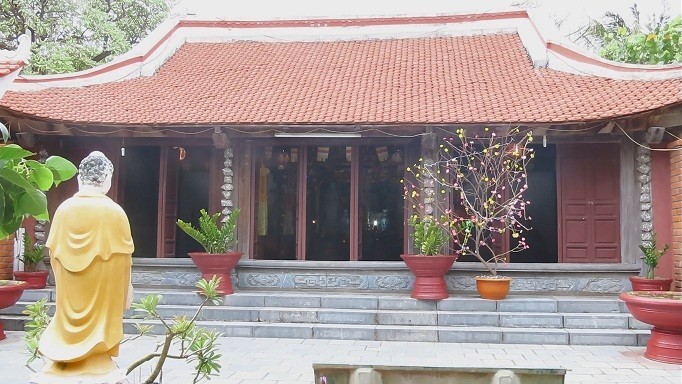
[
  {"left": 202, "top": 307, "right": 259, "bottom": 322},
  {"left": 133, "top": 290, "right": 205, "bottom": 306},
  {"left": 628, "top": 317, "right": 652, "bottom": 330},
  {"left": 497, "top": 298, "right": 557, "bottom": 313},
  {"left": 438, "top": 327, "right": 503, "bottom": 343},
  {"left": 259, "top": 308, "right": 318, "bottom": 323},
  {"left": 437, "top": 297, "right": 496, "bottom": 312},
  {"left": 378, "top": 297, "right": 437, "bottom": 311},
  {"left": 314, "top": 325, "right": 376, "bottom": 340},
  {"left": 563, "top": 314, "right": 629, "bottom": 329},
  {"left": 222, "top": 293, "right": 266, "bottom": 307},
  {"left": 264, "top": 295, "right": 321, "bottom": 308},
  {"left": 637, "top": 331, "right": 650, "bottom": 346},
  {"left": 1, "top": 316, "right": 26, "bottom": 331},
  {"left": 438, "top": 312, "right": 498, "bottom": 327},
  {"left": 502, "top": 329, "right": 569, "bottom": 344},
  {"left": 556, "top": 298, "right": 621, "bottom": 313},
  {"left": 18, "top": 289, "right": 52, "bottom": 302},
  {"left": 349, "top": 368, "right": 382, "bottom": 384},
  {"left": 375, "top": 325, "right": 438, "bottom": 342},
  {"left": 568, "top": 329, "right": 638, "bottom": 346},
  {"left": 500, "top": 313, "right": 563, "bottom": 328},
  {"left": 321, "top": 296, "right": 378, "bottom": 310},
  {"left": 318, "top": 309, "right": 376, "bottom": 325},
  {"left": 377, "top": 310, "right": 437, "bottom": 326},
  {"left": 210, "top": 322, "right": 254, "bottom": 337},
  {"left": 253, "top": 323, "right": 313, "bottom": 339}
]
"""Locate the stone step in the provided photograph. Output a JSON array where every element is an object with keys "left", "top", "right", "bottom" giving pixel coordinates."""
[
  {"left": 115, "top": 319, "right": 649, "bottom": 346},
  {"left": 3, "top": 301, "right": 647, "bottom": 332},
  {"left": 12, "top": 288, "right": 631, "bottom": 313}
]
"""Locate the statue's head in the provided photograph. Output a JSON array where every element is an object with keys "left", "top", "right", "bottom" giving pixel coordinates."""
[{"left": 78, "top": 151, "right": 114, "bottom": 194}]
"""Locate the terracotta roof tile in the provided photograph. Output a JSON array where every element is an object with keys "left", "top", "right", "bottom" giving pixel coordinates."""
[
  {"left": 1, "top": 34, "right": 680, "bottom": 125},
  {"left": 0, "top": 60, "right": 23, "bottom": 77}
]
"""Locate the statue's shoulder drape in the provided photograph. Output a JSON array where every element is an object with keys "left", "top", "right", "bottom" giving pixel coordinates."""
[{"left": 46, "top": 192, "right": 134, "bottom": 272}]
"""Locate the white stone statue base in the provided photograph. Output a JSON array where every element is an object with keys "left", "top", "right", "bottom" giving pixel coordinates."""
[{"left": 29, "top": 369, "right": 126, "bottom": 384}]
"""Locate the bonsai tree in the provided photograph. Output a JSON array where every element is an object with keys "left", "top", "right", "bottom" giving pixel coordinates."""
[
  {"left": 177, "top": 209, "right": 240, "bottom": 254},
  {"left": 639, "top": 232, "right": 669, "bottom": 279},
  {"left": 420, "top": 127, "right": 535, "bottom": 276},
  {"left": 18, "top": 231, "right": 45, "bottom": 272},
  {"left": 24, "top": 277, "right": 224, "bottom": 384}
]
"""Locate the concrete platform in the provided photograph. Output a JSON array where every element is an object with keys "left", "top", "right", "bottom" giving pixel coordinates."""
[{"left": 0, "top": 331, "right": 679, "bottom": 384}]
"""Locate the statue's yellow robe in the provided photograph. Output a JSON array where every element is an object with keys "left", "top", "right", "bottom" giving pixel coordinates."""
[{"left": 40, "top": 191, "right": 134, "bottom": 363}]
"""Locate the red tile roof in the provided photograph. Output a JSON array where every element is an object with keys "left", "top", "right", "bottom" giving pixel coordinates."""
[
  {"left": 1, "top": 34, "right": 680, "bottom": 125},
  {"left": 0, "top": 60, "right": 23, "bottom": 77}
]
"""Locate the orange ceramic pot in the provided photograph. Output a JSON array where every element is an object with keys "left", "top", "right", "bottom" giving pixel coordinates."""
[{"left": 475, "top": 276, "right": 512, "bottom": 300}]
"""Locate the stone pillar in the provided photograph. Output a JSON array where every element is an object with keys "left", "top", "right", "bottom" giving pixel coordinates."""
[
  {"left": 668, "top": 140, "right": 682, "bottom": 291},
  {"left": 0, "top": 235, "right": 14, "bottom": 279},
  {"left": 420, "top": 128, "right": 437, "bottom": 216},
  {"left": 220, "top": 144, "right": 235, "bottom": 221},
  {"left": 636, "top": 147, "right": 653, "bottom": 249}
]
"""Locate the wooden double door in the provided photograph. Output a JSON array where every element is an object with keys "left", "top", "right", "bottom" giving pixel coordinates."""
[{"left": 559, "top": 144, "right": 620, "bottom": 263}]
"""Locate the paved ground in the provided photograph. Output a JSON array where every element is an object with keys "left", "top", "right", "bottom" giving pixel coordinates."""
[{"left": 1, "top": 331, "right": 680, "bottom": 384}]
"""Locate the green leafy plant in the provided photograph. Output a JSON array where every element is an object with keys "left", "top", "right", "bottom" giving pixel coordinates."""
[
  {"left": 22, "top": 299, "right": 51, "bottom": 367},
  {"left": 18, "top": 231, "right": 45, "bottom": 272},
  {"left": 407, "top": 215, "right": 446, "bottom": 256},
  {"left": 177, "top": 209, "right": 240, "bottom": 254},
  {"left": 0, "top": 122, "right": 78, "bottom": 239},
  {"left": 639, "top": 232, "right": 669, "bottom": 279},
  {"left": 127, "top": 277, "right": 223, "bottom": 384}
]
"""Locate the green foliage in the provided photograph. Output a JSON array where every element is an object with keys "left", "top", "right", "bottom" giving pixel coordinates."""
[
  {"left": 578, "top": 5, "right": 682, "bottom": 65},
  {"left": 0, "top": 126, "right": 78, "bottom": 240},
  {"left": 18, "top": 231, "right": 44, "bottom": 271},
  {"left": 128, "top": 276, "right": 223, "bottom": 384},
  {"left": 599, "top": 16, "right": 682, "bottom": 64},
  {"left": 0, "top": 0, "right": 171, "bottom": 75},
  {"left": 639, "top": 232, "right": 669, "bottom": 279},
  {"left": 177, "top": 209, "right": 240, "bottom": 254},
  {"left": 408, "top": 215, "right": 446, "bottom": 256},
  {"left": 22, "top": 298, "right": 50, "bottom": 366}
]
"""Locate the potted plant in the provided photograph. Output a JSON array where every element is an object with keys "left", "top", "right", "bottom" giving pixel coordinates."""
[
  {"left": 14, "top": 231, "right": 49, "bottom": 289},
  {"left": 0, "top": 280, "right": 28, "bottom": 340},
  {"left": 630, "top": 233, "right": 672, "bottom": 291},
  {"left": 417, "top": 127, "right": 535, "bottom": 300},
  {"left": 619, "top": 291, "right": 682, "bottom": 364},
  {"left": 400, "top": 214, "right": 459, "bottom": 300},
  {"left": 177, "top": 208, "right": 241, "bottom": 295}
]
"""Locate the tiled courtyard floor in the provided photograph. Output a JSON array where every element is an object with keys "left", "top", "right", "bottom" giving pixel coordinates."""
[{"left": 1, "top": 331, "right": 680, "bottom": 383}]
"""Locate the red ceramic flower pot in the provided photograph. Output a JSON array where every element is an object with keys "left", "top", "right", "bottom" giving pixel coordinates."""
[
  {"left": 0, "top": 280, "right": 28, "bottom": 340},
  {"left": 189, "top": 252, "right": 243, "bottom": 295},
  {"left": 401, "top": 254, "right": 457, "bottom": 300},
  {"left": 629, "top": 276, "right": 673, "bottom": 292},
  {"left": 13, "top": 270, "right": 49, "bottom": 289},
  {"left": 619, "top": 291, "right": 682, "bottom": 364}
]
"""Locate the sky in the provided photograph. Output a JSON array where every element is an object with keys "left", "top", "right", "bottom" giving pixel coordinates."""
[{"left": 171, "top": 0, "right": 680, "bottom": 51}]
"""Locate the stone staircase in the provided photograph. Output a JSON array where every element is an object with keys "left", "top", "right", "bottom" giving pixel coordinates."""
[{"left": 1, "top": 288, "right": 650, "bottom": 346}]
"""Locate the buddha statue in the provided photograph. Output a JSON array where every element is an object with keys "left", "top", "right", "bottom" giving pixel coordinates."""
[{"left": 35, "top": 151, "right": 134, "bottom": 383}]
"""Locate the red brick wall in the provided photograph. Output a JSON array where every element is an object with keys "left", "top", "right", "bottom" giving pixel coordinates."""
[
  {"left": 669, "top": 140, "right": 682, "bottom": 291},
  {"left": 0, "top": 235, "right": 15, "bottom": 280}
]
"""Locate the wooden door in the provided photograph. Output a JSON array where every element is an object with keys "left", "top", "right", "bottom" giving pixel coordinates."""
[
  {"left": 559, "top": 144, "right": 620, "bottom": 263},
  {"left": 157, "top": 146, "right": 180, "bottom": 258}
]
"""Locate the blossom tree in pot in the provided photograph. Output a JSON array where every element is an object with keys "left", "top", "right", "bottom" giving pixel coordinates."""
[
  {"left": 14, "top": 231, "right": 49, "bottom": 289},
  {"left": 422, "top": 127, "right": 535, "bottom": 300},
  {"left": 177, "top": 208, "right": 241, "bottom": 295},
  {"left": 630, "top": 232, "right": 672, "bottom": 291}
]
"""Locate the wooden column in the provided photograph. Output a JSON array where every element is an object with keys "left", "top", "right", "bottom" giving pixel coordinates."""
[{"left": 668, "top": 140, "right": 682, "bottom": 291}]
